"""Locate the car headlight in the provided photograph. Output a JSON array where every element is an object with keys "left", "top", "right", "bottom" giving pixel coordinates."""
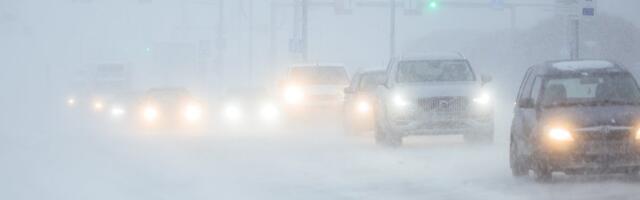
[
  {"left": 143, "top": 106, "right": 159, "bottom": 122},
  {"left": 93, "top": 101, "right": 105, "bottom": 112},
  {"left": 636, "top": 128, "right": 640, "bottom": 140},
  {"left": 110, "top": 105, "right": 126, "bottom": 117},
  {"left": 547, "top": 128, "right": 574, "bottom": 142},
  {"left": 283, "top": 85, "right": 304, "bottom": 104},
  {"left": 183, "top": 103, "right": 203, "bottom": 122},
  {"left": 393, "top": 94, "right": 409, "bottom": 108},
  {"left": 224, "top": 104, "right": 242, "bottom": 121},
  {"left": 260, "top": 103, "right": 279, "bottom": 120},
  {"left": 67, "top": 98, "right": 76, "bottom": 107},
  {"left": 472, "top": 92, "right": 491, "bottom": 105},
  {"left": 356, "top": 100, "right": 371, "bottom": 113}
]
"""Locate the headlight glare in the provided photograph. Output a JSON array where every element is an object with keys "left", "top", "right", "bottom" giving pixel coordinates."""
[
  {"left": 393, "top": 95, "right": 409, "bottom": 107},
  {"left": 283, "top": 85, "right": 304, "bottom": 104},
  {"left": 67, "top": 98, "right": 76, "bottom": 106},
  {"left": 183, "top": 103, "right": 203, "bottom": 122},
  {"left": 635, "top": 128, "right": 640, "bottom": 140},
  {"left": 356, "top": 100, "right": 371, "bottom": 113},
  {"left": 224, "top": 104, "right": 242, "bottom": 121},
  {"left": 548, "top": 128, "right": 574, "bottom": 142},
  {"left": 260, "top": 103, "right": 279, "bottom": 120},
  {"left": 473, "top": 93, "right": 491, "bottom": 105},
  {"left": 110, "top": 106, "right": 126, "bottom": 117},
  {"left": 143, "top": 106, "right": 159, "bottom": 122}
]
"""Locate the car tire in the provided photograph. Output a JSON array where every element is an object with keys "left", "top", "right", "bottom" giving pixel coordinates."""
[
  {"left": 510, "top": 138, "right": 528, "bottom": 177},
  {"left": 374, "top": 118, "right": 402, "bottom": 147},
  {"left": 533, "top": 161, "right": 552, "bottom": 182}
]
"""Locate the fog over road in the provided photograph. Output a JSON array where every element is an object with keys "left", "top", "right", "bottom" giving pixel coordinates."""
[{"left": 2, "top": 110, "right": 639, "bottom": 200}]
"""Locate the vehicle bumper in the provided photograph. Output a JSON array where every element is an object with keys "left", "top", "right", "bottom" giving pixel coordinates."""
[
  {"left": 388, "top": 114, "right": 493, "bottom": 136},
  {"left": 538, "top": 142, "right": 640, "bottom": 173}
]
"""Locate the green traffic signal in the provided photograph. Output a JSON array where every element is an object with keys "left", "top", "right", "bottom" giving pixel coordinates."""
[{"left": 428, "top": 1, "right": 438, "bottom": 9}]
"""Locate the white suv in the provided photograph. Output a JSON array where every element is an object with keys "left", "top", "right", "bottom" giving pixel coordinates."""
[{"left": 374, "top": 53, "right": 494, "bottom": 146}]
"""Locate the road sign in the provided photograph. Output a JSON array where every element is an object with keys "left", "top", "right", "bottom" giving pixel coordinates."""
[{"left": 580, "top": 0, "right": 596, "bottom": 16}]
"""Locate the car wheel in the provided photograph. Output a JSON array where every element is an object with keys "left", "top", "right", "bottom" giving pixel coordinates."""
[
  {"left": 533, "top": 161, "right": 552, "bottom": 182},
  {"left": 374, "top": 118, "right": 402, "bottom": 147},
  {"left": 510, "top": 139, "right": 528, "bottom": 177}
]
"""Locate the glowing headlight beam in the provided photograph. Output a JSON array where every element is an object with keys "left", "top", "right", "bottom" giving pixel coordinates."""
[
  {"left": 143, "top": 106, "right": 159, "bottom": 122},
  {"left": 283, "top": 85, "right": 304, "bottom": 104},
  {"left": 473, "top": 93, "right": 491, "bottom": 105},
  {"left": 93, "top": 101, "right": 105, "bottom": 112},
  {"left": 183, "top": 104, "right": 203, "bottom": 122},
  {"left": 636, "top": 129, "right": 640, "bottom": 140},
  {"left": 356, "top": 101, "right": 371, "bottom": 113},
  {"left": 110, "top": 106, "right": 126, "bottom": 117},
  {"left": 548, "top": 128, "right": 574, "bottom": 142},
  {"left": 393, "top": 95, "right": 409, "bottom": 107},
  {"left": 67, "top": 98, "right": 76, "bottom": 106}
]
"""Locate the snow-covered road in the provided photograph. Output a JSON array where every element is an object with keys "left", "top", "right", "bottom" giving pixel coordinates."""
[{"left": 2, "top": 112, "right": 640, "bottom": 200}]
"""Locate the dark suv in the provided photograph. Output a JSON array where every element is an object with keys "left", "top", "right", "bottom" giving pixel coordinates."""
[{"left": 510, "top": 60, "right": 640, "bottom": 181}]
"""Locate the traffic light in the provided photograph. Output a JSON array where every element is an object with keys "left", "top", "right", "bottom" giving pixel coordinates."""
[
  {"left": 423, "top": 0, "right": 439, "bottom": 12},
  {"left": 426, "top": 0, "right": 439, "bottom": 10}
]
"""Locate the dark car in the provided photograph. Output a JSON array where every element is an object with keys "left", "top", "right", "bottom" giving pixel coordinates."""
[
  {"left": 510, "top": 60, "right": 640, "bottom": 181},
  {"left": 342, "top": 69, "right": 386, "bottom": 134}
]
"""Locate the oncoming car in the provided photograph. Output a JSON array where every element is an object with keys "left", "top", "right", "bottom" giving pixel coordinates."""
[
  {"left": 510, "top": 60, "right": 640, "bottom": 181},
  {"left": 280, "top": 64, "right": 350, "bottom": 114},
  {"left": 343, "top": 69, "right": 386, "bottom": 134},
  {"left": 218, "top": 87, "right": 281, "bottom": 127},
  {"left": 374, "top": 53, "right": 494, "bottom": 146},
  {"left": 136, "top": 88, "right": 205, "bottom": 130}
]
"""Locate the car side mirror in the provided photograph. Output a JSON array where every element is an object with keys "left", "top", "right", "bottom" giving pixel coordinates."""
[
  {"left": 481, "top": 75, "right": 493, "bottom": 85},
  {"left": 518, "top": 98, "right": 535, "bottom": 108}
]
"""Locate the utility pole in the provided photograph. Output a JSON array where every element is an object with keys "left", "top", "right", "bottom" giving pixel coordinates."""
[
  {"left": 571, "top": 18, "right": 580, "bottom": 60},
  {"left": 216, "top": 0, "right": 225, "bottom": 88},
  {"left": 301, "top": 0, "right": 309, "bottom": 61},
  {"left": 389, "top": 0, "right": 396, "bottom": 59},
  {"left": 248, "top": 0, "right": 254, "bottom": 85}
]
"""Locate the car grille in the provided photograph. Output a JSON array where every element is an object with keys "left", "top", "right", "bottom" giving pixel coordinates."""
[
  {"left": 417, "top": 96, "right": 470, "bottom": 113},
  {"left": 574, "top": 126, "right": 632, "bottom": 142}
]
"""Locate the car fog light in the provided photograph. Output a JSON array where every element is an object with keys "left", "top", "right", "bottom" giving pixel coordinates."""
[{"left": 356, "top": 101, "right": 371, "bottom": 113}]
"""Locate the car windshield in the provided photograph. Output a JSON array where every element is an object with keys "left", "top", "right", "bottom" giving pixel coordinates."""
[
  {"left": 540, "top": 72, "right": 640, "bottom": 107},
  {"left": 396, "top": 60, "right": 475, "bottom": 83},
  {"left": 289, "top": 67, "right": 349, "bottom": 85},
  {"left": 358, "top": 72, "right": 386, "bottom": 90}
]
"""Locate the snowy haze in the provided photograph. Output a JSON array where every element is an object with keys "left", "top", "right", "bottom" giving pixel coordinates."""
[{"left": 2, "top": 0, "right": 640, "bottom": 199}]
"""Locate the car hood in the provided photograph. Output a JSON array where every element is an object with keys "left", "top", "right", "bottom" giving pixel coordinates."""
[
  {"left": 393, "top": 82, "right": 482, "bottom": 99},
  {"left": 541, "top": 106, "right": 640, "bottom": 127}
]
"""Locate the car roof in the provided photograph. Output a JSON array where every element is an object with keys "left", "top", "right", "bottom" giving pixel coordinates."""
[
  {"left": 531, "top": 59, "right": 626, "bottom": 75},
  {"left": 290, "top": 63, "right": 345, "bottom": 68},
  {"left": 398, "top": 52, "right": 465, "bottom": 61}
]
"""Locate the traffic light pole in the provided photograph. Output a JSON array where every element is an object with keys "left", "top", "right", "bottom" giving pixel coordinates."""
[
  {"left": 389, "top": 0, "right": 396, "bottom": 58},
  {"left": 301, "top": 0, "right": 309, "bottom": 61}
]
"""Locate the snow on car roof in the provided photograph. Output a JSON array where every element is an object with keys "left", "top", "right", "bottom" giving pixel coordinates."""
[
  {"left": 399, "top": 52, "right": 465, "bottom": 61},
  {"left": 551, "top": 60, "right": 615, "bottom": 71}
]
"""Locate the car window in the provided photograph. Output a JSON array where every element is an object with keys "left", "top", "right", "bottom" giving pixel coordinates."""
[
  {"left": 516, "top": 68, "right": 534, "bottom": 100},
  {"left": 358, "top": 73, "right": 386, "bottom": 90},
  {"left": 396, "top": 60, "right": 475, "bottom": 83},
  {"left": 530, "top": 77, "right": 543, "bottom": 105},
  {"left": 541, "top": 72, "right": 640, "bottom": 106}
]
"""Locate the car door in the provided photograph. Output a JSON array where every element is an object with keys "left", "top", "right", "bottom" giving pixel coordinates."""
[
  {"left": 515, "top": 71, "right": 544, "bottom": 155},
  {"left": 512, "top": 68, "right": 534, "bottom": 154}
]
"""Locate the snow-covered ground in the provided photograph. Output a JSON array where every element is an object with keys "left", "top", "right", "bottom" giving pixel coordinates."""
[{"left": 2, "top": 109, "right": 640, "bottom": 200}]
